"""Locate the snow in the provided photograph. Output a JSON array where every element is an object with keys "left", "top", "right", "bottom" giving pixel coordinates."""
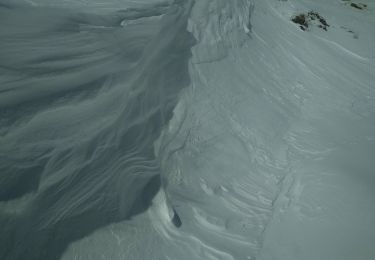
[{"left": 1, "top": 0, "right": 375, "bottom": 259}]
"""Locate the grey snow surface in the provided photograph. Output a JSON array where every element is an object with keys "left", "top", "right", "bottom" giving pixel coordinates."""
[{"left": 0, "top": 0, "right": 375, "bottom": 260}]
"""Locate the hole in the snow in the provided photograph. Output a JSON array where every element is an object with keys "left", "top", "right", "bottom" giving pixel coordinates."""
[{"left": 171, "top": 208, "right": 182, "bottom": 228}]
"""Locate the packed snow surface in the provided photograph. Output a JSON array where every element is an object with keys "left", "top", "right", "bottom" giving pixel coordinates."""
[{"left": 0, "top": 0, "right": 374, "bottom": 259}]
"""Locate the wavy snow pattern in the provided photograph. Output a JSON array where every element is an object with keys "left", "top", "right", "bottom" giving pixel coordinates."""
[
  {"left": 0, "top": 1, "right": 195, "bottom": 259},
  {"left": 1, "top": 0, "right": 375, "bottom": 260}
]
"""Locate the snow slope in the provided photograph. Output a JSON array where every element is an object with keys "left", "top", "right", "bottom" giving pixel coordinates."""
[{"left": 1, "top": 0, "right": 375, "bottom": 259}]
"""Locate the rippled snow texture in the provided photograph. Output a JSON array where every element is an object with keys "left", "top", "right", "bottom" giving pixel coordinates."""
[{"left": 1, "top": 0, "right": 375, "bottom": 260}]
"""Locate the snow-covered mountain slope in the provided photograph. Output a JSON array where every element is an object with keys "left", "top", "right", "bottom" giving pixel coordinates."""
[{"left": 1, "top": 0, "right": 374, "bottom": 259}]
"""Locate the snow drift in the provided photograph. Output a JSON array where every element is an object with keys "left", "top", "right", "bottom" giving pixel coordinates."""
[{"left": 1, "top": 0, "right": 375, "bottom": 259}]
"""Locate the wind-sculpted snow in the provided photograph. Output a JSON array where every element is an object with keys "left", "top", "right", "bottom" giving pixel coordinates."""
[
  {"left": 1, "top": 0, "right": 375, "bottom": 259},
  {"left": 0, "top": 0, "right": 195, "bottom": 259}
]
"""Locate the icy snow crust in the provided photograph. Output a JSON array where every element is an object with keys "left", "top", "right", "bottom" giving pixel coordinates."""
[{"left": 1, "top": 0, "right": 375, "bottom": 259}]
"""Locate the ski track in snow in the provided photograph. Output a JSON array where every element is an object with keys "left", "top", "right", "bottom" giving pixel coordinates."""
[{"left": 0, "top": 0, "right": 375, "bottom": 260}]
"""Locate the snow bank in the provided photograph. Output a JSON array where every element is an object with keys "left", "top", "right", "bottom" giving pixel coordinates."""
[{"left": 1, "top": 0, "right": 375, "bottom": 259}]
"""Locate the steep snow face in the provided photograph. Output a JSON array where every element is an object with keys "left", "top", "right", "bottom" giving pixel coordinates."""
[
  {"left": 1, "top": 0, "right": 375, "bottom": 259},
  {"left": 0, "top": 0, "right": 194, "bottom": 259}
]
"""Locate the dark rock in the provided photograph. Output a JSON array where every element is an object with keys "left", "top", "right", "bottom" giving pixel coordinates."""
[
  {"left": 351, "top": 3, "right": 363, "bottom": 9},
  {"left": 292, "top": 11, "right": 329, "bottom": 31}
]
